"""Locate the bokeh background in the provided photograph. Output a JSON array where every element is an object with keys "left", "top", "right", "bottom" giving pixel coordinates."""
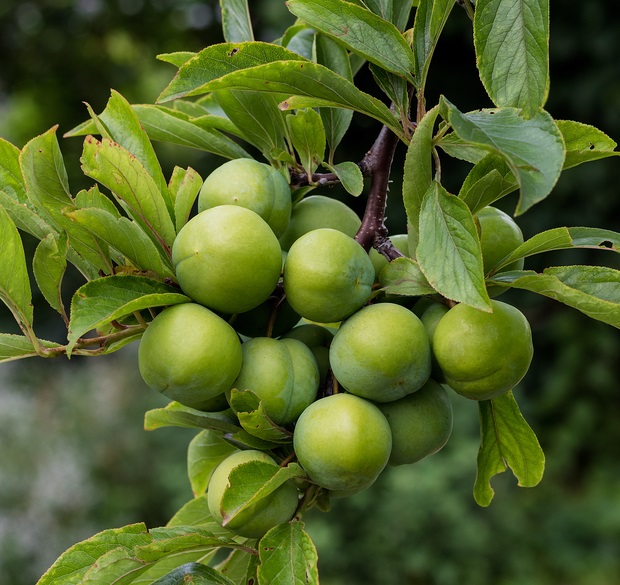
[{"left": 1, "top": 1, "right": 619, "bottom": 584}]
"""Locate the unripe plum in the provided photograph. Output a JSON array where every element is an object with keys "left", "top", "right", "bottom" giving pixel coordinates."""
[
  {"left": 368, "top": 233, "right": 409, "bottom": 277},
  {"left": 207, "top": 449, "right": 299, "bottom": 539},
  {"left": 230, "top": 337, "right": 319, "bottom": 425},
  {"left": 198, "top": 158, "right": 292, "bottom": 238},
  {"left": 138, "top": 303, "right": 242, "bottom": 410},
  {"left": 378, "top": 379, "right": 453, "bottom": 466},
  {"left": 432, "top": 299, "right": 534, "bottom": 400},
  {"left": 293, "top": 393, "right": 392, "bottom": 492},
  {"left": 477, "top": 206, "right": 525, "bottom": 275},
  {"left": 282, "top": 323, "right": 334, "bottom": 382},
  {"left": 283, "top": 228, "right": 375, "bottom": 323},
  {"left": 172, "top": 205, "right": 282, "bottom": 314},
  {"left": 329, "top": 303, "right": 431, "bottom": 402},
  {"left": 278, "top": 195, "right": 361, "bottom": 251}
]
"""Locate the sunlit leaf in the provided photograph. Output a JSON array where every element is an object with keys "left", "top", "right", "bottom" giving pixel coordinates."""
[
  {"left": 474, "top": 391, "right": 545, "bottom": 506},
  {"left": 220, "top": 0, "right": 254, "bottom": 42}
]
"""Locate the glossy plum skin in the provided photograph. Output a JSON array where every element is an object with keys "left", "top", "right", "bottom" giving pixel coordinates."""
[
  {"left": 293, "top": 393, "right": 392, "bottom": 492},
  {"left": 329, "top": 303, "right": 432, "bottom": 402},
  {"left": 278, "top": 194, "right": 361, "bottom": 251},
  {"left": 138, "top": 303, "right": 242, "bottom": 410},
  {"left": 229, "top": 337, "right": 319, "bottom": 426},
  {"left": 378, "top": 379, "right": 453, "bottom": 466},
  {"left": 207, "top": 450, "right": 299, "bottom": 539},
  {"left": 432, "top": 300, "right": 534, "bottom": 400},
  {"left": 283, "top": 228, "right": 375, "bottom": 324},
  {"left": 198, "top": 158, "right": 292, "bottom": 238},
  {"left": 477, "top": 206, "right": 525, "bottom": 275},
  {"left": 172, "top": 205, "right": 282, "bottom": 315}
]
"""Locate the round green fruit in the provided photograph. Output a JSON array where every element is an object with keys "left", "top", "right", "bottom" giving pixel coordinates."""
[
  {"left": 198, "top": 158, "right": 292, "bottom": 238},
  {"left": 477, "top": 206, "right": 525, "bottom": 275},
  {"left": 172, "top": 205, "right": 282, "bottom": 314},
  {"left": 420, "top": 301, "right": 450, "bottom": 381},
  {"left": 293, "top": 393, "right": 392, "bottom": 492},
  {"left": 368, "top": 233, "right": 409, "bottom": 277},
  {"left": 378, "top": 379, "right": 453, "bottom": 466},
  {"left": 230, "top": 337, "right": 319, "bottom": 425},
  {"left": 329, "top": 303, "right": 431, "bottom": 402},
  {"left": 278, "top": 195, "right": 361, "bottom": 251},
  {"left": 432, "top": 300, "right": 533, "bottom": 400},
  {"left": 282, "top": 324, "right": 335, "bottom": 383},
  {"left": 138, "top": 303, "right": 242, "bottom": 410},
  {"left": 207, "top": 450, "right": 299, "bottom": 539},
  {"left": 283, "top": 228, "right": 375, "bottom": 323}
]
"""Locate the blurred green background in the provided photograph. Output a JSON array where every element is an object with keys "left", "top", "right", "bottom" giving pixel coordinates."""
[{"left": 1, "top": 1, "right": 619, "bottom": 584}]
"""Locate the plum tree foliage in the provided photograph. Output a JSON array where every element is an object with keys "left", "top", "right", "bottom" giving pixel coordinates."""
[{"left": 1, "top": 0, "right": 620, "bottom": 583}]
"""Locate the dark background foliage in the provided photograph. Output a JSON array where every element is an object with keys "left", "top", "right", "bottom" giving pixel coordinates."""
[{"left": 1, "top": 1, "right": 619, "bottom": 584}]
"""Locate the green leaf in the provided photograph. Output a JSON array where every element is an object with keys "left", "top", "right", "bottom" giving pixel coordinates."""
[
  {"left": 213, "top": 90, "right": 289, "bottom": 160},
  {"left": 474, "top": 391, "right": 545, "bottom": 507},
  {"left": 152, "top": 562, "right": 236, "bottom": 585},
  {"left": 33, "top": 232, "right": 68, "bottom": 319},
  {"left": 417, "top": 182, "right": 491, "bottom": 310},
  {"left": 132, "top": 104, "right": 253, "bottom": 160},
  {"left": 157, "top": 51, "right": 197, "bottom": 67},
  {"left": 228, "top": 389, "right": 294, "bottom": 444},
  {"left": 556, "top": 119, "right": 620, "bottom": 169},
  {"left": 287, "top": 108, "right": 326, "bottom": 176},
  {"left": 412, "top": 0, "right": 456, "bottom": 92},
  {"left": 315, "top": 34, "right": 354, "bottom": 157},
  {"left": 402, "top": 105, "right": 440, "bottom": 252},
  {"left": 215, "top": 549, "right": 259, "bottom": 585},
  {"left": 324, "top": 161, "right": 364, "bottom": 196},
  {"left": 144, "top": 402, "right": 242, "bottom": 434},
  {"left": 488, "top": 266, "right": 620, "bottom": 329},
  {"left": 351, "top": 0, "right": 414, "bottom": 31},
  {"left": 474, "top": 0, "right": 549, "bottom": 118},
  {"left": 439, "top": 99, "right": 565, "bottom": 215},
  {"left": 378, "top": 256, "right": 436, "bottom": 296},
  {"left": 158, "top": 42, "right": 307, "bottom": 103},
  {"left": 81, "top": 135, "right": 177, "bottom": 251},
  {"left": 0, "top": 205, "right": 34, "bottom": 328},
  {"left": 169, "top": 59, "right": 403, "bottom": 139},
  {"left": 67, "top": 275, "right": 189, "bottom": 355},
  {"left": 167, "top": 495, "right": 223, "bottom": 531},
  {"left": 220, "top": 0, "right": 254, "bottom": 42},
  {"left": 369, "top": 63, "right": 410, "bottom": 120},
  {"left": 77, "top": 90, "right": 172, "bottom": 212},
  {"left": 35, "top": 523, "right": 152, "bottom": 585},
  {"left": 458, "top": 154, "right": 517, "bottom": 214},
  {"left": 493, "top": 226, "right": 620, "bottom": 272},
  {"left": 221, "top": 462, "right": 306, "bottom": 527},
  {"left": 0, "top": 334, "right": 61, "bottom": 363},
  {"left": 188, "top": 430, "right": 238, "bottom": 496},
  {"left": 0, "top": 138, "right": 53, "bottom": 241},
  {"left": 20, "top": 128, "right": 110, "bottom": 279},
  {"left": 287, "top": 0, "right": 415, "bottom": 82},
  {"left": 168, "top": 166, "right": 203, "bottom": 232},
  {"left": 79, "top": 546, "right": 149, "bottom": 585},
  {"left": 67, "top": 208, "right": 175, "bottom": 279},
  {"left": 257, "top": 521, "right": 319, "bottom": 585}
]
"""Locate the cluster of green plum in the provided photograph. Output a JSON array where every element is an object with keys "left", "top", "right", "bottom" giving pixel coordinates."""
[{"left": 137, "top": 158, "right": 534, "bottom": 539}]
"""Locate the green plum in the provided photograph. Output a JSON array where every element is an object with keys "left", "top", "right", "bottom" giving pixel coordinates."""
[
  {"left": 283, "top": 228, "right": 375, "bottom": 323},
  {"left": 378, "top": 379, "right": 453, "bottom": 466},
  {"left": 278, "top": 195, "right": 361, "bottom": 251},
  {"left": 368, "top": 233, "right": 409, "bottom": 277},
  {"left": 477, "top": 206, "right": 525, "bottom": 275},
  {"left": 432, "top": 300, "right": 534, "bottom": 400},
  {"left": 282, "top": 323, "right": 335, "bottom": 382},
  {"left": 207, "top": 449, "right": 299, "bottom": 538},
  {"left": 293, "top": 393, "right": 392, "bottom": 492},
  {"left": 229, "top": 337, "right": 319, "bottom": 425},
  {"left": 198, "top": 158, "right": 292, "bottom": 238},
  {"left": 172, "top": 205, "right": 282, "bottom": 314},
  {"left": 329, "top": 303, "right": 431, "bottom": 402},
  {"left": 138, "top": 303, "right": 242, "bottom": 410},
  {"left": 420, "top": 301, "right": 450, "bottom": 381}
]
